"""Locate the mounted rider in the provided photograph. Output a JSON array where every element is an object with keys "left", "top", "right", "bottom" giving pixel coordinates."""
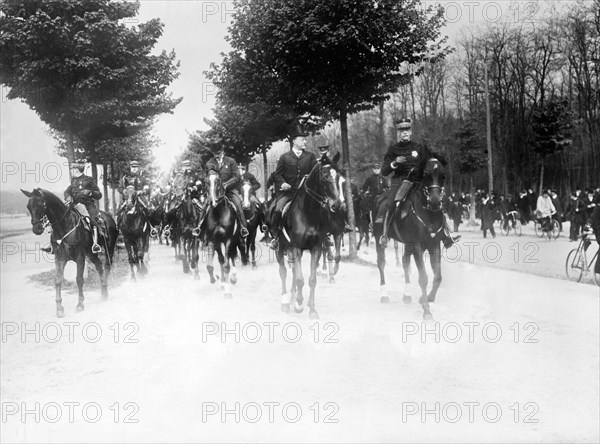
[
  {"left": 203, "top": 146, "right": 249, "bottom": 237},
  {"left": 362, "top": 162, "right": 388, "bottom": 225},
  {"left": 64, "top": 162, "right": 103, "bottom": 254},
  {"left": 379, "top": 118, "right": 461, "bottom": 249},
  {"left": 117, "top": 160, "right": 149, "bottom": 223},
  {"left": 267, "top": 124, "right": 318, "bottom": 250}
]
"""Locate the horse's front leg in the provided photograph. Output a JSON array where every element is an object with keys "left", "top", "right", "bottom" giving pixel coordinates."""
[
  {"left": 206, "top": 241, "right": 217, "bottom": 284},
  {"left": 394, "top": 240, "right": 401, "bottom": 266},
  {"left": 192, "top": 238, "right": 200, "bottom": 280},
  {"left": 427, "top": 242, "right": 442, "bottom": 303},
  {"left": 124, "top": 238, "right": 136, "bottom": 280},
  {"left": 54, "top": 257, "right": 66, "bottom": 317},
  {"left": 88, "top": 251, "right": 108, "bottom": 300},
  {"left": 374, "top": 224, "right": 389, "bottom": 303},
  {"left": 308, "top": 245, "right": 321, "bottom": 319},
  {"left": 250, "top": 238, "right": 257, "bottom": 269},
  {"left": 227, "top": 240, "right": 237, "bottom": 286},
  {"left": 76, "top": 253, "right": 86, "bottom": 312},
  {"left": 138, "top": 236, "right": 147, "bottom": 276},
  {"left": 413, "top": 245, "right": 432, "bottom": 320},
  {"left": 277, "top": 247, "right": 291, "bottom": 312},
  {"left": 290, "top": 248, "right": 305, "bottom": 313},
  {"left": 402, "top": 244, "right": 413, "bottom": 304},
  {"left": 332, "top": 235, "right": 342, "bottom": 281}
]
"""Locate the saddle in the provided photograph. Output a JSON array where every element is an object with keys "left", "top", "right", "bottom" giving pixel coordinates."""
[{"left": 73, "top": 203, "right": 106, "bottom": 236}]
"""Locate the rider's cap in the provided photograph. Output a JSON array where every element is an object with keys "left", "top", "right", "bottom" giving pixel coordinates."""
[
  {"left": 70, "top": 162, "right": 85, "bottom": 171},
  {"left": 210, "top": 145, "right": 225, "bottom": 154},
  {"left": 372, "top": 162, "right": 381, "bottom": 169},
  {"left": 182, "top": 159, "right": 192, "bottom": 167},
  {"left": 318, "top": 145, "right": 330, "bottom": 153},
  {"left": 288, "top": 124, "right": 308, "bottom": 139},
  {"left": 129, "top": 160, "right": 139, "bottom": 167},
  {"left": 395, "top": 118, "right": 412, "bottom": 129}
]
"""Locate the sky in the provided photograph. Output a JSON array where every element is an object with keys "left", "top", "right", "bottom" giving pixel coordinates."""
[{"left": 0, "top": 0, "right": 575, "bottom": 192}]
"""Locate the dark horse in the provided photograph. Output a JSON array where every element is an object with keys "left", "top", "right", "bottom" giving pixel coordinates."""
[
  {"left": 239, "top": 180, "right": 264, "bottom": 269},
  {"left": 373, "top": 158, "right": 446, "bottom": 320},
  {"left": 355, "top": 193, "right": 371, "bottom": 251},
  {"left": 22, "top": 188, "right": 117, "bottom": 317},
  {"left": 148, "top": 191, "right": 166, "bottom": 245},
  {"left": 204, "top": 172, "right": 240, "bottom": 298},
  {"left": 319, "top": 171, "right": 345, "bottom": 284},
  {"left": 176, "top": 194, "right": 202, "bottom": 278},
  {"left": 275, "top": 157, "right": 343, "bottom": 319},
  {"left": 119, "top": 186, "right": 150, "bottom": 280},
  {"left": 164, "top": 192, "right": 183, "bottom": 260}
]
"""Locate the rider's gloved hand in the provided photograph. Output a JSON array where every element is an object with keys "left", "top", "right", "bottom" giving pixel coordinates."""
[{"left": 65, "top": 196, "right": 73, "bottom": 205}]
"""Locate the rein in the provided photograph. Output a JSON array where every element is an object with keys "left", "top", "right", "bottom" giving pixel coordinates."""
[{"left": 302, "top": 162, "right": 335, "bottom": 210}]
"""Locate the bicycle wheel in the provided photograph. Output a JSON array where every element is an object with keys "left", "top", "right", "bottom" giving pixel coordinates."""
[
  {"left": 534, "top": 221, "right": 543, "bottom": 238},
  {"left": 565, "top": 249, "right": 584, "bottom": 282},
  {"left": 551, "top": 220, "right": 560, "bottom": 239},
  {"left": 515, "top": 221, "right": 522, "bottom": 236}
]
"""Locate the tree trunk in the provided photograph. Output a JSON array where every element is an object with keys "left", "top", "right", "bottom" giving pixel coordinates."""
[
  {"left": 378, "top": 99, "right": 385, "bottom": 159},
  {"left": 340, "top": 109, "right": 357, "bottom": 259},
  {"left": 262, "top": 147, "right": 269, "bottom": 201},
  {"left": 484, "top": 64, "right": 494, "bottom": 192},
  {"left": 66, "top": 127, "right": 75, "bottom": 179},
  {"left": 103, "top": 164, "right": 109, "bottom": 212},
  {"left": 539, "top": 159, "right": 545, "bottom": 195},
  {"left": 469, "top": 175, "right": 477, "bottom": 225}
]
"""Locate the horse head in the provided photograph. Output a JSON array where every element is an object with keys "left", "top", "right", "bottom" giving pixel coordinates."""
[
  {"left": 305, "top": 156, "right": 343, "bottom": 213},
  {"left": 421, "top": 158, "right": 446, "bottom": 211},
  {"left": 207, "top": 171, "right": 224, "bottom": 207},
  {"left": 123, "top": 185, "right": 138, "bottom": 212},
  {"left": 21, "top": 188, "right": 48, "bottom": 235},
  {"left": 241, "top": 181, "right": 253, "bottom": 209}
]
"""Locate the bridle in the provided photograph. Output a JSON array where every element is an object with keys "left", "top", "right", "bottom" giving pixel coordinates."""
[{"left": 302, "top": 161, "right": 339, "bottom": 212}]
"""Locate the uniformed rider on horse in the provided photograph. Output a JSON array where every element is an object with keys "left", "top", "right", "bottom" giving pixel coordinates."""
[
  {"left": 379, "top": 118, "right": 461, "bottom": 249},
  {"left": 202, "top": 146, "right": 249, "bottom": 238},
  {"left": 64, "top": 162, "right": 104, "bottom": 254},
  {"left": 117, "top": 160, "right": 149, "bottom": 223},
  {"left": 362, "top": 162, "right": 388, "bottom": 226},
  {"left": 267, "top": 125, "right": 318, "bottom": 250}
]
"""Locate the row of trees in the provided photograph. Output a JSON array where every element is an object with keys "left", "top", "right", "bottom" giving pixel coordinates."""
[
  {"left": 0, "top": 0, "right": 181, "bottom": 211},
  {"left": 184, "top": 0, "right": 449, "bottom": 258}
]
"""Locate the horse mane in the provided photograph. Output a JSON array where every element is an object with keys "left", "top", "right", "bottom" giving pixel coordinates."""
[{"left": 36, "top": 188, "right": 66, "bottom": 210}]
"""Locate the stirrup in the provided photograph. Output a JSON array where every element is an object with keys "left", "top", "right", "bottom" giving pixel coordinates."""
[
  {"left": 91, "top": 243, "right": 102, "bottom": 254},
  {"left": 261, "top": 224, "right": 268, "bottom": 232},
  {"left": 269, "top": 238, "right": 279, "bottom": 250}
]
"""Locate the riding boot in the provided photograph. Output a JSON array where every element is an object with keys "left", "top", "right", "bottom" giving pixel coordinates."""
[
  {"left": 91, "top": 226, "right": 101, "bottom": 253},
  {"left": 379, "top": 209, "right": 392, "bottom": 248},
  {"left": 441, "top": 216, "right": 461, "bottom": 249},
  {"left": 232, "top": 198, "right": 249, "bottom": 237}
]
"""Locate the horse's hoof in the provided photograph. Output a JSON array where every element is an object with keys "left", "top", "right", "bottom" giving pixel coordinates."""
[
  {"left": 428, "top": 295, "right": 436, "bottom": 303},
  {"left": 57, "top": 309, "right": 65, "bottom": 318},
  {"left": 403, "top": 295, "right": 412, "bottom": 304},
  {"left": 294, "top": 306, "right": 304, "bottom": 314},
  {"left": 252, "top": 264, "right": 257, "bottom": 270},
  {"left": 230, "top": 275, "right": 237, "bottom": 285},
  {"left": 380, "top": 296, "right": 390, "bottom": 304},
  {"left": 395, "top": 261, "right": 401, "bottom": 267},
  {"left": 224, "top": 293, "right": 233, "bottom": 299},
  {"left": 329, "top": 277, "right": 335, "bottom": 284},
  {"left": 281, "top": 303, "right": 290, "bottom": 313},
  {"left": 423, "top": 313, "right": 434, "bottom": 321},
  {"left": 309, "top": 310, "right": 320, "bottom": 320},
  {"left": 76, "top": 304, "right": 84, "bottom": 312},
  {"left": 194, "top": 274, "right": 199, "bottom": 281},
  {"left": 210, "top": 277, "right": 216, "bottom": 284}
]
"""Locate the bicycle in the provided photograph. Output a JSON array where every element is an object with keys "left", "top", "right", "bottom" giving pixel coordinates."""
[
  {"left": 565, "top": 230, "right": 599, "bottom": 286},
  {"left": 502, "top": 210, "right": 522, "bottom": 236},
  {"left": 534, "top": 215, "right": 560, "bottom": 240}
]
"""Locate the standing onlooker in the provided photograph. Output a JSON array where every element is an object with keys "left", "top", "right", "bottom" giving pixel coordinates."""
[
  {"left": 567, "top": 187, "right": 586, "bottom": 241},
  {"left": 481, "top": 192, "right": 496, "bottom": 238},
  {"left": 550, "top": 189, "right": 563, "bottom": 232}
]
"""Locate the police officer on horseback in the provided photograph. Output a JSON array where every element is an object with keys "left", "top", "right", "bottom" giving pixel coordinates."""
[
  {"left": 267, "top": 124, "right": 318, "bottom": 250},
  {"left": 379, "top": 118, "right": 460, "bottom": 249},
  {"left": 64, "top": 162, "right": 103, "bottom": 254},
  {"left": 362, "top": 162, "right": 388, "bottom": 226},
  {"left": 117, "top": 160, "right": 149, "bottom": 223},
  {"left": 204, "top": 146, "right": 249, "bottom": 237}
]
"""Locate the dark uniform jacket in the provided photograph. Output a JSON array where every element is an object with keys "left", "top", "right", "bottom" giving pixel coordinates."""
[
  {"left": 120, "top": 172, "right": 147, "bottom": 192},
  {"left": 362, "top": 173, "right": 387, "bottom": 197},
  {"left": 240, "top": 172, "right": 261, "bottom": 193},
  {"left": 64, "top": 174, "right": 102, "bottom": 206},
  {"left": 274, "top": 150, "right": 317, "bottom": 191},
  {"left": 205, "top": 156, "right": 240, "bottom": 191},
  {"left": 381, "top": 140, "right": 433, "bottom": 183}
]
